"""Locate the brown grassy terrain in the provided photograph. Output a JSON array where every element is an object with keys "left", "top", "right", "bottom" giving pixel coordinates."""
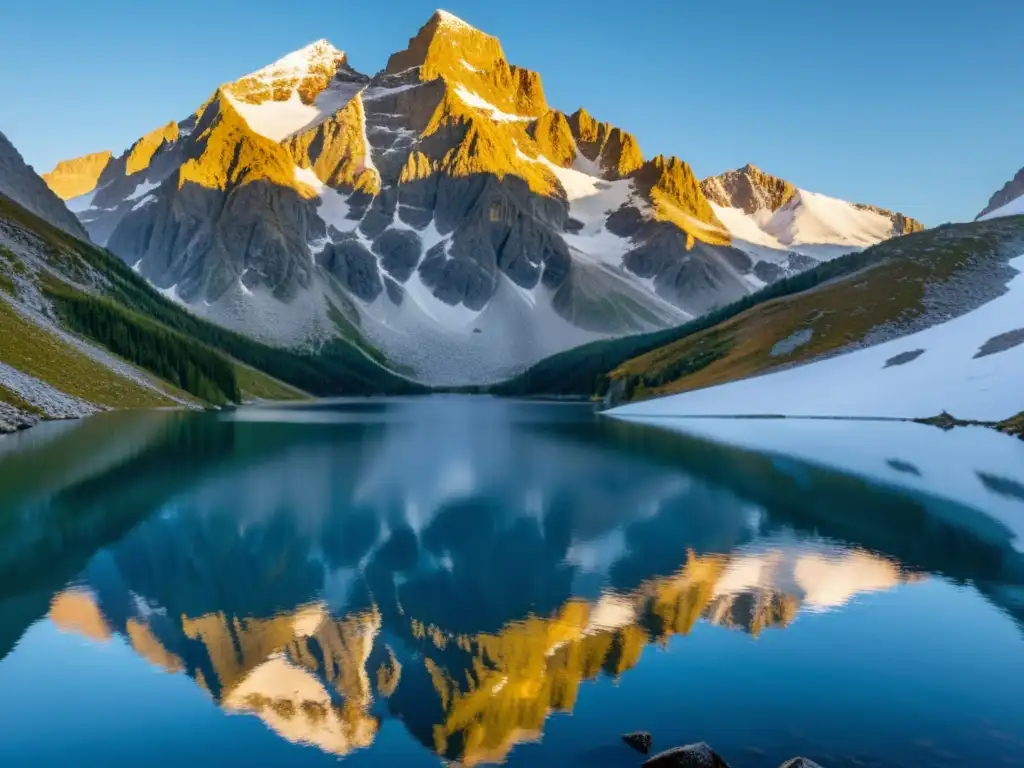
[
  {"left": 998, "top": 412, "right": 1024, "bottom": 440},
  {"left": 607, "top": 217, "right": 1024, "bottom": 401},
  {"left": 0, "top": 297, "right": 178, "bottom": 410},
  {"left": 233, "top": 363, "right": 309, "bottom": 402}
]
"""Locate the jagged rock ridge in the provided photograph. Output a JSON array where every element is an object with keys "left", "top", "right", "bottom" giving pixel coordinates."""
[
  {"left": 0, "top": 131, "right": 90, "bottom": 240},
  {"left": 977, "top": 165, "right": 1024, "bottom": 220},
  {"left": 42, "top": 11, "right": 923, "bottom": 385},
  {"left": 700, "top": 163, "right": 924, "bottom": 277}
]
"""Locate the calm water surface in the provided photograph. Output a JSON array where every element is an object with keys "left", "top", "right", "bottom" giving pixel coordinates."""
[{"left": 0, "top": 397, "right": 1022, "bottom": 767}]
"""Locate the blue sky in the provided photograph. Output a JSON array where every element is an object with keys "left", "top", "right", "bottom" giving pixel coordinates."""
[{"left": 2, "top": 0, "right": 1020, "bottom": 225}]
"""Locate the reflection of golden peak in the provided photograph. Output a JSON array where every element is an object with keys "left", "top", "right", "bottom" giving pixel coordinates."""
[
  {"left": 377, "top": 645, "right": 401, "bottom": 698},
  {"left": 179, "top": 605, "right": 382, "bottom": 758},
  {"left": 126, "top": 619, "right": 183, "bottom": 674},
  {"left": 108, "top": 546, "right": 919, "bottom": 765},
  {"left": 223, "top": 655, "right": 378, "bottom": 756},
  {"left": 49, "top": 588, "right": 111, "bottom": 643}
]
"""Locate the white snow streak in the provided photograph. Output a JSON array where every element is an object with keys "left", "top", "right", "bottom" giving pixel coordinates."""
[
  {"left": 979, "top": 194, "right": 1024, "bottom": 221},
  {"left": 611, "top": 254, "right": 1024, "bottom": 422},
  {"left": 453, "top": 85, "right": 531, "bottom": 122}
]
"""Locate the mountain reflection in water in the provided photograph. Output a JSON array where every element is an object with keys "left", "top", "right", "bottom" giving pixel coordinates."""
[{"left": 1, "top": 397, "right": 1023, "bottom": 767}]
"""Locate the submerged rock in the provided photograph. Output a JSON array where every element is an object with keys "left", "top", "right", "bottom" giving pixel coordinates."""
[
  {"left": 643, "top": 742, "right": 730, "bottom": 767},
  {"left": 779, "top": 759, "right": 824, "bottom": 768},
  {"left": 622, "top": 731, "right": 653, "bottom": 754}
]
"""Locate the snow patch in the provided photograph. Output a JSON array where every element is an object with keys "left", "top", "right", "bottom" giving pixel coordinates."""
[
  {"left": 711, "top": 189, "right": 901, "bottom": 264},
  {"left": 979, "top": 194, "right": 1024, "bottom": 221},
  {"left": 453, "top": 85, "right": 531, "bottom": 122},
  {"left": 224, "top": 41, "right": 363, "bottom": 144},
  {"left": 65, "top": 187, "right": 100, "bottom": 214},
  {"left": 157, "top": 284, "right": 185, "bottom": 305},
  {"left": 435, "top": 9, "right": 476, "bottom": 32},
  {"left": 610, "top": 254, "right": 1024, "bottom": 422},
  {"left": 127, "top": 179, "right": 160, "bottom": 201},
  {"left": 293, "top": 166, "right": 360, "bottom": 237},
  {"left": 362, "top": 82, "right": 421, "bottom": 101},
  {"left": 768, "top": 189, "right": 895, "bottom": 249},
  {"left": 131, "top": 194, "right": 157, "bottom": 212}
]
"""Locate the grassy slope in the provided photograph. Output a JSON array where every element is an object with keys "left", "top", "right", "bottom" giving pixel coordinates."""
[
  {"left": 0, "top": 194, "right": 418, "bottom": 418},
  {"left": 998, "top": 412, "right": 1024, "bottom": 440},
  {"left": 0, "top": 295, "right": 179, "bottom": 409},
  {"left": 606, "top": 216, "right": 1024, "bottom": 402},
  {"left": 493, "top": 216, "right": 1024, "bottom": 401},
  {"left": 233, "top": 362, "right": 308, "bottom": 402}
]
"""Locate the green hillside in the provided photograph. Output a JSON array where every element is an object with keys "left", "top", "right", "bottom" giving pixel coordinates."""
[
  {"left": 0, "top": 192, "right": 420, "bottom": 431},
  {"left": 493, "top": 216, "right": 1024, "bottom": 404}
]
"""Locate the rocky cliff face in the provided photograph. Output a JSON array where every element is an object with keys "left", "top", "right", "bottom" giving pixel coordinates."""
[
  {"left": 0, "top": 131, "right": 90, "bottom": 240},
  {"left": 41, "top": 151, "right": 112, "bottom": 200},
  {"left": 977, "top": 166, "right": 1024, "bottom": 220},
  {"left": 42, "top": 11, "right": 921, "bottom": 384},
  {"left": 703, "top": 163, "right": 797, "bottom": 214},
  {"left": 701, "top": 164, "right": 923, "bottom": 271}
]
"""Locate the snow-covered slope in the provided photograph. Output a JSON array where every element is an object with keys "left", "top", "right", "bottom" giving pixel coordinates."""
[
  {"left": 702, "top": 165, "right": 923, "bottom": 267},
  {"left": 223, "top": 40, "right": 368, "bottom": 142},
  {"left": 979, "top": 193, "right": 1024, "bottom": 221},
  {"left": 610, "top": 254, "right": 1024, "bottom": 422},
  {"left": 977, "top": 165, "right": 1024, "bottom": 221}
]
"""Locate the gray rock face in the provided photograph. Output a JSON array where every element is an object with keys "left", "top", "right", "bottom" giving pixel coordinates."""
[
  {"left": 643, "top": 742, "right": 731, "bottom": 767},
  {"left": 374, "top": 228, "right": 422, "bottom": 282},
  {"left": 0, "top": 131, "right": 89, "bottom": 240},
  {"left": 77, "top": 126, "right": 189, "bottom": 246},
  {"left": 55, "top": 20, "right": 901, "bottom": 382},
  {"left": 0, "top": 402, "right": 38, "bottom": 434},
  {"left": 623, "top": 226, "right": 752, "bottom": 316},
  {"left": 419, "top": 247, "right": 495, "bottom": 310},
  {"left": 977, "top": 166, "right": 1024, "bottom": 219},
  {"left": 622, "top": 732, "right": 653, "bottom": 754},
  {"left": 319, "top": 239, "right": 383, "bottom": 302}
]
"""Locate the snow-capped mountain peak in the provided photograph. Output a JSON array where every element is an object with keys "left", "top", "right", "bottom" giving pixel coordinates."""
[
  {"left": 235, "top": 39, "right": 348, "bottom": 86},
  {"left": 702, "top": 164, "right": 923, "bottom": 264},
  {"left": 433, "top": 9, "right": 477, "bottom": 31},
  {"left": 223, "top": 39, "right": 367, "bottom": 142},
  {"left": 40, "top": 14, "right": 927, "bottom": 387}
]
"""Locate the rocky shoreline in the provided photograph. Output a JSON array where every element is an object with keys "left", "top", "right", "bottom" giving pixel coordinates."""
[
  {"left": 623, "top": 733, "right": 822, "bottom": 767},
  {"left": 0, "top": 400, "right": 42, "bottom": 434}
]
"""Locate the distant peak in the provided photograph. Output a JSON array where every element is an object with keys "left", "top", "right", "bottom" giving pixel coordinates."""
[
  {"left": 240, "top": 39, "right": 347, "bottom": 82},
  {"left": 386, "top": 8, "right": 503, "bottom": 78},
  {"left": 701, "top": 164, "right": 796, "bottom": 214}
]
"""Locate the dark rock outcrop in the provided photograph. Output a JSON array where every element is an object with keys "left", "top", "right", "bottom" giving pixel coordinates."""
[
  {"left": 977, "top": 166, "right": 1024, "bottom": 219},
  {"left": 622, "top": 731, "right": 653, "bottom": 754},
  {"left": 643, "top": 742, "right": 730, "bottom": 767},
  {"left": 0, "top": 131, "right": 90, "bottom": 240},
  {"left": 319, "top": 239, "right": 383, "bottom": 302}
]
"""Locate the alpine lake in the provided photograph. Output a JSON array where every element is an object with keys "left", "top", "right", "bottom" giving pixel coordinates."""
[{"left": 0, "top": 397, "right": 1022, "bottom": 767}]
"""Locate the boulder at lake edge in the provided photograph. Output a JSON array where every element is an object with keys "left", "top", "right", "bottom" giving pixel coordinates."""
[
  {"left": 622, "top": 731, "right": 653, "bottom": 754},
  {"left": 642, "top": 742, "right": 730, "bottom": 767}
]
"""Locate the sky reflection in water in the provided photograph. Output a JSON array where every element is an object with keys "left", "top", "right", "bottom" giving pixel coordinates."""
[{"left": 0, "top": 397, "right": 1022, "bottom": 767}]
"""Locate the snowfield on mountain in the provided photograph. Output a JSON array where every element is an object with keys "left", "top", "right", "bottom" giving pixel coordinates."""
[{"left": 610, "top": 253, "right": 1024, "bottom": 422}]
